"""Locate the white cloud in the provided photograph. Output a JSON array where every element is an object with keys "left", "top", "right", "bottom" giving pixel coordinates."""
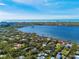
[
  {"left": 12, "top": 0, "right": 43, "bottom": 5},
  {"left": 12, "top": 0, "right": 63, "bottom": 11},
  {"left": 12, "top": 0, "right": 50, "bottom": 7},
  {"left": 0, "top": 11, "right": 79, "bottom": 21},
  {"left": 0, "top": 3, "right": 6, "bottom": 6},
  {"left": 13, "top": 0, "right": 33, "bottom": 5}
]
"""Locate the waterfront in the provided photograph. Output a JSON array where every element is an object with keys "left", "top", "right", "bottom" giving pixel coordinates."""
[
  {"left": 18, "top": 25, "right": 79, "bottom": 43},
  {"left": 0, "top": 22, "right": 79, "bottom": 59}
]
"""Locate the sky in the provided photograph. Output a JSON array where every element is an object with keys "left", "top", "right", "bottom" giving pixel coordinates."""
[{"left": 0, "top": 0, "right": 79, "bottom": 20}]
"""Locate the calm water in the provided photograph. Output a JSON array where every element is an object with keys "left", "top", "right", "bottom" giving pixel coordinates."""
[{"left": 18, "top": 26, "right": 79, "bottom": 43}]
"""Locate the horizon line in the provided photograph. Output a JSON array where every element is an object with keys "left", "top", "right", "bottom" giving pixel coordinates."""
[{"left": 0, "top": 19, "right": 79, "bottom": 22}]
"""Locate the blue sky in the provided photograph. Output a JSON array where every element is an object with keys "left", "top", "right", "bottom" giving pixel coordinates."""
[{"left": 0, "top": 0, "right": 79, "bottom": 20}]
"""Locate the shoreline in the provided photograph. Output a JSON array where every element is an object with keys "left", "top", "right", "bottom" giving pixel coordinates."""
[
  {"left": 17, "top": 25, "right": 79, "bottom": 44},
  {"left": 17, "top": 29, "right": 78, "bottom": 46},
  {"left": 0, "top": 23, "right": 79, "bottom": 59}
]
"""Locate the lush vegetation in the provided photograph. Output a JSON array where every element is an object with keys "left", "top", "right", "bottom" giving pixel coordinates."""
[{"left": 0, "top": 22, "right": 78, "bottom": 59}]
